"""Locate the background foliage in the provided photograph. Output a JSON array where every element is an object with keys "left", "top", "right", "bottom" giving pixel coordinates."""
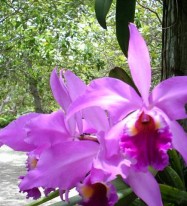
[
  {"left": 2, "top": 1, "right": 187, "bottom": 206},
  {"left": 0, "top": 0, "right": 162, "bottom": 123}
]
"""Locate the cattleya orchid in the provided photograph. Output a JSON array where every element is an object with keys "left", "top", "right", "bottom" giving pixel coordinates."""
[
  {"left": 0, "top": 69, "right": 110, "bottom": 202},
  {"left": 1, "top": 22, "right": 187, "bottom": 206},
  {"left": 67, "top": 23, "right": 187, "bottom": 205}
]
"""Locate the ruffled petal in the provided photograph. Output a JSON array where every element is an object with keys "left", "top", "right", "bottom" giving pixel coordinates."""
[
  {"left": 25, "top": 110, "right": 71, "bottom": 147},
  {"left": 120, "top": 111, "right": 172, "bottom": 171},
  {"left": 128, "top": 23, "right": 151, "bottom": 104},
  {"left": 0, "top": 113, "right": 39, "bottom": 151},
  {"left": 19, "top": 141, "right": 99, "bottom": 190},
  {"left": 126, "top": 170, "right": 163, "bottom": 206},
  {"left": 50, "top": 68, "right": 71, "bottom": 112},
  {"left": 150, "top": 76, "right": 187, "bottom": 120},
  {"left": 67, "top": 77, "right": 142, "bottom": 123},
  {"left": 169, "top": 121, "right": 187, "bottom": 164}
]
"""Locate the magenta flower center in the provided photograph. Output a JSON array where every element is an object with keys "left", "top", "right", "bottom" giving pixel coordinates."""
[{"left": 120, "top": 111, "right": 172, "bottom": 171}]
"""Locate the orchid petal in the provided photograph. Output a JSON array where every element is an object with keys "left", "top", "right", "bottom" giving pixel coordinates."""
[
  {"left": 83, "top": 107, "right": 110, "bottom": 132},
  {"left": 103, "top": 118, "right": 126, "bottom": 158},
  {"left": 0, "top": 113, "right": 39, "bottom": 151},
  {"left": 64, "top": 70, "right": 86, "bottom": 101},
  {"left": 169, "top": 121, "right": 187, "bottom": 164},
  {"left": 126, "top": 170, "right": 163, "bottom": 206},
  {"left": 128, "top": 23, "right": 151, "bottom": 104},
  {"left": 20, "top": 141, "right": 99, "bottom": 190},
  {"left": 67, "top": 77, "right": 142, "bottom": 123},
  {"left": 63, "top": 70, "right": 87, "bottom": 133},
  {"left": 91, "top": 131, "right": 131, "bottom": 182},
  {"left": 150, "top": 76, "right": 187, "bottom": 120},
  {"left": 25, "top": 110, "right": 71, "bottom": 147},
  {"left": 50, "top": 68, "right": 71, "bottom": 112}
]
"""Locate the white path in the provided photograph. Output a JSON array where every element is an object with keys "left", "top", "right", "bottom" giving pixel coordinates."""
[{"left": 0, "top": 146, "right": 61, "bottom": 206}]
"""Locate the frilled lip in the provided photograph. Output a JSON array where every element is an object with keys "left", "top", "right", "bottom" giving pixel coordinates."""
[{"left": 120, "top": 110, "right": 172, "bottom": 171}]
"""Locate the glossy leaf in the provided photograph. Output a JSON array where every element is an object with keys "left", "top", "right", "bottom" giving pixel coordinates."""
[
  {"left": 95, "top": 0, "right": 113, "bottom": 29},
  {"left": 116, "top": 0, "right": 136, "bottom": 56},
  {"left": 131, "top": 198, "right": 146, "bottom": 206},
  {"left": 115, "top": 189, "right": 137, "bottom": 206},
  {"left": 160, "top": 184, "right": 187, "bottom": 204},
  {"left": 168, "top": 150, "right": 185, "bottom": 183},
  {"left": 112, "top": 176, "right": 137, "bottom": 206},
  {"left": 157, "top": 166, "right": 185, "bottom": 190},
  {"left": 109, "top": 66, "right": 139, "bottom": 94}
]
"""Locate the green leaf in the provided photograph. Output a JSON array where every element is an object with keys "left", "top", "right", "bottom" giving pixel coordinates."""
[
  {"left": 49, "top": 195, "right": 81, "bottom": 206},
  {"left": 116, "top": 0, "right": 136, "bottom": 57},
  {"left": 160, "top": 184, "right": 187, "bottom": 204},
  {"left": 131, "top": 198, "right": 146, "bottom": 206},
  {"left": 109, "top": 67, "right": 139, "bottom": 94},
  {"left": 111, "top": 176, "right": 137, "bottom": 206},
  {"left": 168, "top": 150, "right": 185, "bottom": 183},
  {"left": 95, "top": 0, "right": 113, "bottom": 29},
  {"left": 157, "top": 166, "right": 185, "bottom": 190},
  {"left": 115, "top": 189, "right": 137, "bottom": 206}
]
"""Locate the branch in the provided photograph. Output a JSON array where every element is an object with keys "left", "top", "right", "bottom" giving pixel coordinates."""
[{"left": 137, "top": 1, "right": 162, "bottom": 25}]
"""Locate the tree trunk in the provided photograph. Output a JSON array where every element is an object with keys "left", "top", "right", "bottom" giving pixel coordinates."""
[
  {"left": 28, "top": 77, "right": 44, "bottom": 113},
  {"left": 162, "top": 0, "right": 187, "bottom": 78},
  {"left": 162, "top": 0, "right": 187, "bottom": 129},
  {"left": 26, "top": 59, "right": 44, "bottom": 113}
]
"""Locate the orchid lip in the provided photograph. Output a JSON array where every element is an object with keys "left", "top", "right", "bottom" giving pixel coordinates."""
[{"left": 120, "top": 110, "right": 172, "bottom": 171}]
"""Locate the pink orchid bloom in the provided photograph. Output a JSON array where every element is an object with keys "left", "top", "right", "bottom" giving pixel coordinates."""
[
  {"left": 0, "top": 69, "right": 109, "bottom": 201},
  {"left": 68, "top": 23, "right": 187, "bottom": 171},
  {"left": 67, "top": 23, "right": 187, "bottom": 206}
]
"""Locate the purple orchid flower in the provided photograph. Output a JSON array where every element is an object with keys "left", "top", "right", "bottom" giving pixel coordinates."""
[
  {"left": 3, "top": 69, "right": 109, "bottom": 199},
  {"left": 51, "top": 68, "right": 109, "bottom": 133},
  {"left": 67, "top": 23, "right": 187, "bottom": 171},
  {"left": 67, "top": 23, "right": 187, "bottom": 205}
]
